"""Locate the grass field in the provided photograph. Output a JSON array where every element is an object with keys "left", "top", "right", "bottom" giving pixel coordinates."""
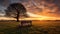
[{"left": 0, "top": 20, "right": 60, "bottom": 34}]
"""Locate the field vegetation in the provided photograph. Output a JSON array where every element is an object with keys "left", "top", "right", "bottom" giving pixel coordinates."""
[{"left": 0, "top": 20, "right": 60, "bottom": 34}]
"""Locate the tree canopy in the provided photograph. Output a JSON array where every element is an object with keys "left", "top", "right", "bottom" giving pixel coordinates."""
[{"left": 5, "top": 3, "right": 28, "bottom": 21}]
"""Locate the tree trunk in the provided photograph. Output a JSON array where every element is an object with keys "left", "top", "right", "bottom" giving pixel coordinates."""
[
  {"left": 16, "top": 9, "right": 20, "bottom": 22},
  {"left": 16, "top": 14, "right": 19, "bottom": 22}
]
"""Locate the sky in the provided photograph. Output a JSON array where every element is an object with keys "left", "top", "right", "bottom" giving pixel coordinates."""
[{"left": 0, "top": 0, "right": 60, "bottom": 20}]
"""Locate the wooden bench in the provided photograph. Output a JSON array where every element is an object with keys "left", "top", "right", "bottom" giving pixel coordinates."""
[{"left": 20, "top": 20, "right": 32, "bottom": 27}]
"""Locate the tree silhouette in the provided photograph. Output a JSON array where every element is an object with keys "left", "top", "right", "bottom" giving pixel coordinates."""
[{"left": 5, "top": 3, "right": 28, "bottom": 22}]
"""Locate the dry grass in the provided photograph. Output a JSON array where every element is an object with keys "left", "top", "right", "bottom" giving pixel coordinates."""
[{"left": 0, "top": 20, "right": 60, "bottom": 34}]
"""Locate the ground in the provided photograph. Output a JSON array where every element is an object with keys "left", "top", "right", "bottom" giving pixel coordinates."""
[{"left": 0, "top": 20, "right": 60, "bottom": 34}]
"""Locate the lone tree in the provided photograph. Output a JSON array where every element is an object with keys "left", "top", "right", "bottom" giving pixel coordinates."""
[{"left": 5, "top": 3, "right": 28, "bottom": 22}]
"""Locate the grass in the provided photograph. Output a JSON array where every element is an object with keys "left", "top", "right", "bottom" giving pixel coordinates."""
[{"left": 0, "top": 20, "right": 60, "bottom": 34}]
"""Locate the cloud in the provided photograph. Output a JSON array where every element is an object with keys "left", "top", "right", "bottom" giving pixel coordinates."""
[
  {"left": 0, "top": 0, "right": 60, "bottom": 17},
  {"left": 24, "top": 0, "right": 60, "bottom": 17}
]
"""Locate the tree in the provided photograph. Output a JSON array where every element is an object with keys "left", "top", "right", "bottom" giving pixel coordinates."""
[{"left": 5, "top": 3, "right": 28, "bottom": 22}]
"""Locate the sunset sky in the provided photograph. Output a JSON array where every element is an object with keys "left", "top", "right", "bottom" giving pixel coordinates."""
[{"left": 0, "top": 0, "right": 60, "bottom": 20}]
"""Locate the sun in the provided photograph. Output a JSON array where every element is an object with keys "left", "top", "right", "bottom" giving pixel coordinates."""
[{"left": 22, "top": 12, "right": 59, "bottom": 20}]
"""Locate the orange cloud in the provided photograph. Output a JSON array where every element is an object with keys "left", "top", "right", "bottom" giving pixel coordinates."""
[{"left": 22, "top": 0, "right": 60, "bottom": 18}]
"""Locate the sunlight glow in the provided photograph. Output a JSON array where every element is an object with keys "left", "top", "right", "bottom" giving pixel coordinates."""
[
  {"left": 0, "top": 12, "right": 60, "bottom": 20},
  {"left": 27, "top": 12, "right": 56, "bottom": 18}
]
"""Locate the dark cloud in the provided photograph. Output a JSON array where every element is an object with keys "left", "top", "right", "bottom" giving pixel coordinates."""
[
  {"left": 0, "top": 0, "right": 60, "bottom": 17},
  {"left": 20, "top": 0, "right": 29, "bottom": 2},
  {"left": 0, "top": 0, "right": 4, "bottom": 6}
]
